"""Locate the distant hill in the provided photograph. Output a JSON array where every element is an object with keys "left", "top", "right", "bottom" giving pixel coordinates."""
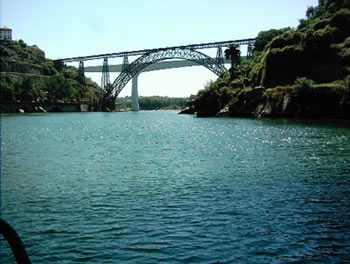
[{"left": 117, "top": 96, "right": 188, "bottom": 110}]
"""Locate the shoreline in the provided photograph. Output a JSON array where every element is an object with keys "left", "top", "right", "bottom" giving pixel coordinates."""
[
  {"left": 2, "top": 102, "right": 349, "bottom": 128},
  {"left": 0, "top": 102, "right": 184, "bottom": 114}
]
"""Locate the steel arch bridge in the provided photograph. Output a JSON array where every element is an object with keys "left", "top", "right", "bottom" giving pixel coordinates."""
[{"left": 107, "top": 47, "right": 227, "bottom": 99}]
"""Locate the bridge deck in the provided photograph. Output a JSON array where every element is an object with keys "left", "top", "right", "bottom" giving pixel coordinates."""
[
  {"left": 59, "top": 38, "right": 255, "bottom": 63},
  {"left": 84, "top": 58, "right": 235, "bottom": 73}
]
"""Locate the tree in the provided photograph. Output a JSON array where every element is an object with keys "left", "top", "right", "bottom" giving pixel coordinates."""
[
  {"left": 306, "top": 6, "right": 315, "bottom": 20},
  {"left": 224, "top": 44, "right": 241, "bottom": 79},
  {"left": 225, "top": 44, "right": 241, "bottom": 69},
  {"left": 254, "top": 28, "right": 290, "bottom": 51},
  {"left": 0, "top": 75, "right": 15, "bottom": 101}
]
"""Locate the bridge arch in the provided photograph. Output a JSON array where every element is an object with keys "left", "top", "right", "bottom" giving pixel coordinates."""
[{"left": 110, "top": 48, "right": 227, "bottom": 99}]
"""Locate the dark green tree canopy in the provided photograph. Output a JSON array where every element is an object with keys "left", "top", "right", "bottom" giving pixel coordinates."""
[
  {"left": 224, "top": 44, "right": 241, "bottom": 67},
  {"left": 254, "top": 28, "right": 290, "bottom": 51}
]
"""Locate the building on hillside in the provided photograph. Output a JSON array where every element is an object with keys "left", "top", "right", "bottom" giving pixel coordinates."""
[{"left": 0, "top": 26, "right": 12, "bottom": 40}]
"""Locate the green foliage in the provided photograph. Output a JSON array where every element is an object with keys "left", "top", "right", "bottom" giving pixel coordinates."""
[
  {"left": 344, "top": 75, "right": 350, "bottom": 90},
  {"left": 42, "top": 61, "right": 58, "bottom": 75},
  {"left": 264, "top": 85, "right": 293, "bottom": 101},
  {"left": 306, "top": 6, "right": 316, "bottom": 20},
  {"left": 254, "top": 1, "right": 350, "bottom": 88},
  {"left": 0, "top": 40, "right": 101, "bottom": 104},
  {"left": 62, "top": 66, "right": 78, "bottom": 79},
  {"left": 225, "top": 44, "right": 241, "bottom": 63},
  {"left": 19, "top": 77, "right": 36, "bottom": 101},
  {"left": 312, "top": 18, "right": 330, "bottom": 30},
  {"left": 224, "top": 44, "right": 241, "bottom": 77},
  {"left": 189, "top": 0, "right": 350, "bottom": 117},
  {"left": 268, "top": 30, "right": 305, "bottom": 49},
  {"left": 313, "top": 25, "right": 337, "bottom": 46},
  {"left": 293, "top": 77, "right": 317, "bottom": 105},
  {"left": 192, "top": 80, "right": 233, "bottom": 116},
  {"left": 329, "top": 8, "right": 350, "bottom": 41},
  {"left": 298, "top": 19, "right": 308, "bottom": 30},
  {"left": 261, "top": 45, "right": 304, "bottom": 87},
  {"left": 139, "top": 96, "right": 187, "bottom": 110},
  {"left": 53, "top": 60, "right": 65, "bottom": 71},
  {"left": 116, "top": 96, "right": 187, "bottom": 110},
  {"left": 0, "top": 75, "right": 16, "bottom": 101},
  {"left": 256, "top": 30, "right": 306, "bottom": 87},
  {"left": 30, "top": 79, "right": 47, "bottom": 102},
  {"left": 254, "top": 28, "right": 290, "bottom": 51},
  {"left": 18, "top": 39, "right": 27, "bottom": 48},
  {"left": 294, "top": 77, "right": 314, "bottom": 96}
]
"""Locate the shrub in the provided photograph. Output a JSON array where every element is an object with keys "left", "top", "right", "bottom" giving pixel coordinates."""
[
  {"left": 254, "top": 28, "right": 290, "bottom": 51},
  {"left": 294, "top": 77, "right": 314, "bottom": 100},
  {"left": 18, "top": 39, "right": 27, "bottom": 48},
  {"left": 268, "top": 30, "right": 305, "bottom": 50},
  {"left": 260, "top": 45, "right": 304, "bottom": 87},
  {"left": 0, "top": 75, "right": 15, "bottom": 101},
  {"left": 295, "top": 77, "right": 314, "bottom": 89}
]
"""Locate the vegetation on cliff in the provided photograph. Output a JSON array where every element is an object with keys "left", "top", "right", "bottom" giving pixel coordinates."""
[
  {"left": 189, "top": 0, "right": 350, "bottom": 119},
  {"left": 0, "top": 39, "right": 101, "bottom": 104}
]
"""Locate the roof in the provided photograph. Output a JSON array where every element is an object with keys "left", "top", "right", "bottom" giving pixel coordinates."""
[{"left": 1, "top": 25, "right": 11, "bottom": 30}]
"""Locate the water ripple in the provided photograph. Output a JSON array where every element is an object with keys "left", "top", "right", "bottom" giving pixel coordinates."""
[{"left": 1, "top": 112, "right": 350, "bottom": 263}]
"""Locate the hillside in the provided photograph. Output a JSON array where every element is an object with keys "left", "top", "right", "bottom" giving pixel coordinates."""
[
  {"left": 0, "top": 39, "right": 101, "bottom": 112},
  {"left": 185, "top": 0, "right": 350, "bottom": 119}
]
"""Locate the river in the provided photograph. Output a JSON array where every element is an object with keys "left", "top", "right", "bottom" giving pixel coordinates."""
[{"left": 1, "top": 111, "right": 350, "bottom": 263}]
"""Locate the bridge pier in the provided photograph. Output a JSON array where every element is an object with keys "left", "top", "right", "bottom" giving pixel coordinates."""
[{"left": 131, "top": 74, "right": 139, "bottom": 111}]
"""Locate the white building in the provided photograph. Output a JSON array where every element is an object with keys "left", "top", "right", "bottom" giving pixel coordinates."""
[{"left": 0, "top": 26, "right": 12, "bottom": 40}]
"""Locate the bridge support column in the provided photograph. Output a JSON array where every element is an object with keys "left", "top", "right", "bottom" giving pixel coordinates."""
[{"left": 131, "top": 74, "right": 139, "bottom": 111}]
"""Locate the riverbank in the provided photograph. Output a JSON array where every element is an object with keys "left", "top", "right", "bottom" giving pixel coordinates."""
[
  {"left": 0, "top": 102, "right": 185, "bottom": 113},
  {"left": 181, "top": 83, "right": 350, "bottom": 120},
  {"left": 0, "top": 101, "right": 99, "bottom": 113},
  {"left": 184, "top": 2, "right": 350, "bottom": 120}
]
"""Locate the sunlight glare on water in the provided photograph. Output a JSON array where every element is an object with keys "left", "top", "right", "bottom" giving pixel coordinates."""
[{"left": 1, "top": 112, "right": 350, "bottom": 263}]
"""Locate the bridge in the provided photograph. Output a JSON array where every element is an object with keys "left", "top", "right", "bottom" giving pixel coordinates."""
[{"left": 57, "top": 38, "right": 255, "bottom": 111}]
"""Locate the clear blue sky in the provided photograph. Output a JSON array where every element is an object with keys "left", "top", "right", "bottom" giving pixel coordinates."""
[{"left": 1, "top": 0, "right": 318, "bottom": 97}]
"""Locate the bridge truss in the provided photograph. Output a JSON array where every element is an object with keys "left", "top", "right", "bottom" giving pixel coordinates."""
[
  {"left": 57, "top": 38, "right": 255, "bottom": 102},
  {"left": 109, "top": 48, "right": 227, "bottom": 99}
]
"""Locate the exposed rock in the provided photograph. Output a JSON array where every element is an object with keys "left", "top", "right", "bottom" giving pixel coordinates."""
[
  {"left": 216, "top": 106, "right": 230, "bottom": 117},
  {"left": 229, "top": 87, "right": 265, "bottom": 117},
  {"left": 35, "top": 106, "right": 47, "bottom": 113},
  {"left": 254, "top": 99, "right": 273, "bottom": 117},
  {"left": 282, "top": 93, "right": 295, "bottom": 114},
  {"left": 178, "top": 107, "right": 195, "bottom": 115},
  {"left": 190, "top": 83, "right": 349, "bottom": 119},
  {"left": 18, "top": 108, "right": 24, "bottom": 113},
  {"left": 80, "top": 104, "right": 89, "bottom": 112},
  {"left": 39, "top": 106, "right": 47, "bottom": 113}
]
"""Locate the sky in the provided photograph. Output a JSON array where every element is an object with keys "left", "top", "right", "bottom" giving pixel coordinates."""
[{"left": 1, "top": 0, "right": 318, "bottom": 98}]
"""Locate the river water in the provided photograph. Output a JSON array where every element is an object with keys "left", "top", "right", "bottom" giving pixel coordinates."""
[{"left": 1, "top": 111, "right": 350, "bottom": 263}]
